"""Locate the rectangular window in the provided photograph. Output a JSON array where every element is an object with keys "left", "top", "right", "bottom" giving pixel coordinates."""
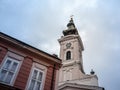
[
  {"left": 0, "top": 57, "right": 20, "bottom": 85},
  {"left": 28, "top": 68, "right": 44, "bottom": 90}
]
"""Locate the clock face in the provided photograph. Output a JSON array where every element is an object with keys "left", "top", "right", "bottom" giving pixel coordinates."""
[{"left": 66, "top": 43, "right": 71, "bottom": 48}]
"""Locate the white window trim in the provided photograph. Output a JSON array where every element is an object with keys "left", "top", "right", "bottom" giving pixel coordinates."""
[
  {"left": 26, "top": 63, "right": 47, "bottom": 90},
  {"left": 0, "top": 51, "right": 23, "bottom": 86},
  {"left": 0, "top": 57, "right": 20, "bottom": 85}
]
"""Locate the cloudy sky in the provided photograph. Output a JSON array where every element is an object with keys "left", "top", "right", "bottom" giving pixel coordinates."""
[{"left": 0, "top": 0, "right": 120, "bottom": 90}]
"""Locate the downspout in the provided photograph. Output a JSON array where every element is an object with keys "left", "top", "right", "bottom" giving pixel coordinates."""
[{"left": 51, "top": 64, "right": 56, "bottom": 90}]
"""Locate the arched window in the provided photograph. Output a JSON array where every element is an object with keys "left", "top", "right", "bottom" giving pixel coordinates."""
[{"left": 66, "top": 51, "right": 71, "bottom": 60}]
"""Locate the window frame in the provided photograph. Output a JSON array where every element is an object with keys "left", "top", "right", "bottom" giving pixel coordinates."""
[
  {"left": 0, "top": 57, "right": 20, "bottom": 85},
  {"left": 26, "top": 63, "right": 47, "bottom": 90},
  {"left": 28, "top": 68, "right": 44, "bottom": 90},
  {"left": 0, "top": 51, "right": 23, "bottom": 86},
  {"left": 66, "top": 51, "right": 71, "bottom": 60}
]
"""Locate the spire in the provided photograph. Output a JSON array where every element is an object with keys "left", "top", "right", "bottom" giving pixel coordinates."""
[
  {"left": 67, "top": 17, "right": 75, "bottom": 28},
  {"left": 90, "top": 69, "right": 95, "bottom": 75},
  {"left": 63, "top": 17, "right": 78, "bottom": 36}
]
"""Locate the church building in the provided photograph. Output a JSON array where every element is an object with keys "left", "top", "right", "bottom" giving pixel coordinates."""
[{"left": 58, "top": 18, "right": 104, "bottom": 90}]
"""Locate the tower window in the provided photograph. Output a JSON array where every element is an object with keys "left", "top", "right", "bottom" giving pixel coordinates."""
[{"left": 66, "top": 51, "right": 71, "bottom": 60}]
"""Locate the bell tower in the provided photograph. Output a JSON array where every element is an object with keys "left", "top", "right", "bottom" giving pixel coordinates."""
[
  {"left": 58, "top": 17, "right": 104, "bottom": 90},
  {"left": 58, "top": 17, "right": 85, "bottom": 83}
]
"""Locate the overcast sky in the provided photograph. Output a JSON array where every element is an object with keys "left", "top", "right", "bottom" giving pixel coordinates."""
[{"left": 0, "top": 0, "right": 120, "bottom": 90}]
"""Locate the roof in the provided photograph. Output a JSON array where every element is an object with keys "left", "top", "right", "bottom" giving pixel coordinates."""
[{"left": 0, "top": 32, "right": 61, "bottom": 64}]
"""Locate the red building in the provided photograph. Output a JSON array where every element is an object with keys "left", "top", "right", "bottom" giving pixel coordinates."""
[{"left": 0, "top": 32, "right": 61, "bottom": 90}]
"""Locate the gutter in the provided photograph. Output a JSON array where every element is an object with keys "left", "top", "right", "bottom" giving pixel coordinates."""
[{"left": 51, "top": 64, "right": 56, "bottom": 90}]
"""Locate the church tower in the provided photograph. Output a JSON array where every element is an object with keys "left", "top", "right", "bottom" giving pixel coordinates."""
[
  {"left": 58, "top": 17, "right": 85, "bottom": 82},
  {"left": 58, "top": 18, "right": 104, "bottom": 90}
]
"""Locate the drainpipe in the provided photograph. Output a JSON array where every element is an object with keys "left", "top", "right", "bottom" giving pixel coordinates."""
[{"left": 51, "top": 64, "right": 56, "bottom": 90}]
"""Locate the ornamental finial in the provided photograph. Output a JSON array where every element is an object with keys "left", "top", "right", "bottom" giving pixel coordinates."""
[{"left": 70, "top": 15, "right": 74, "bottom": 19}]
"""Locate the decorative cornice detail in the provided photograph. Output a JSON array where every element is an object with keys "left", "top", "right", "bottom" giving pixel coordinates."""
[
  {"left": 62, "top": 60, "right": 81, "bottom": 67},
  {"left": 58, "top": 82, "right": 104, "bottom": 90}
]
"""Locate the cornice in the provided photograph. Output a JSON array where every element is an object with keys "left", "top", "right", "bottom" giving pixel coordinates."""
[
  {"left": 0, "top": 32, "right": 62, "bottom": 65},
  {"left": 58, "top": 82, "right": 104, "bottom": 90}
]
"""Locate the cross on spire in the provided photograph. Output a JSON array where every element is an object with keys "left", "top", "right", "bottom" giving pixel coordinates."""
[{"left": 70, "top": 15, "right": 74, "bottom": 19}]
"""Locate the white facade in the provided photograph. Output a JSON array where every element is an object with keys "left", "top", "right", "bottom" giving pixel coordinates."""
[{"left": 58, "top": 18, "right": 104, "bottom": 90}]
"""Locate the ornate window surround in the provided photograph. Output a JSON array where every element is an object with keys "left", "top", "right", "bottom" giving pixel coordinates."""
[
  {"left": 0, "top": 51, "right": 24, "bottom": 86},
  {"left": 26, "top": 63, "right": 47, "bottom": 90}
]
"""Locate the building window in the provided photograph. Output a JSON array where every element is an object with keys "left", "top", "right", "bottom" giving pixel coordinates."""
[
  {"left": 0, "top": 57, "right": 20, "bottom": 85},
  {"left": 66, "top": 51, "right": 71, "bottom": 60},
  {"left": 28, "top": 68, "right": 44, "bottom": 90}
]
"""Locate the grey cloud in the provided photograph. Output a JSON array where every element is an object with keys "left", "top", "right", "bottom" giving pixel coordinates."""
[{"left": 0, "top": 0, "right": 120, "bottom": 90}]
